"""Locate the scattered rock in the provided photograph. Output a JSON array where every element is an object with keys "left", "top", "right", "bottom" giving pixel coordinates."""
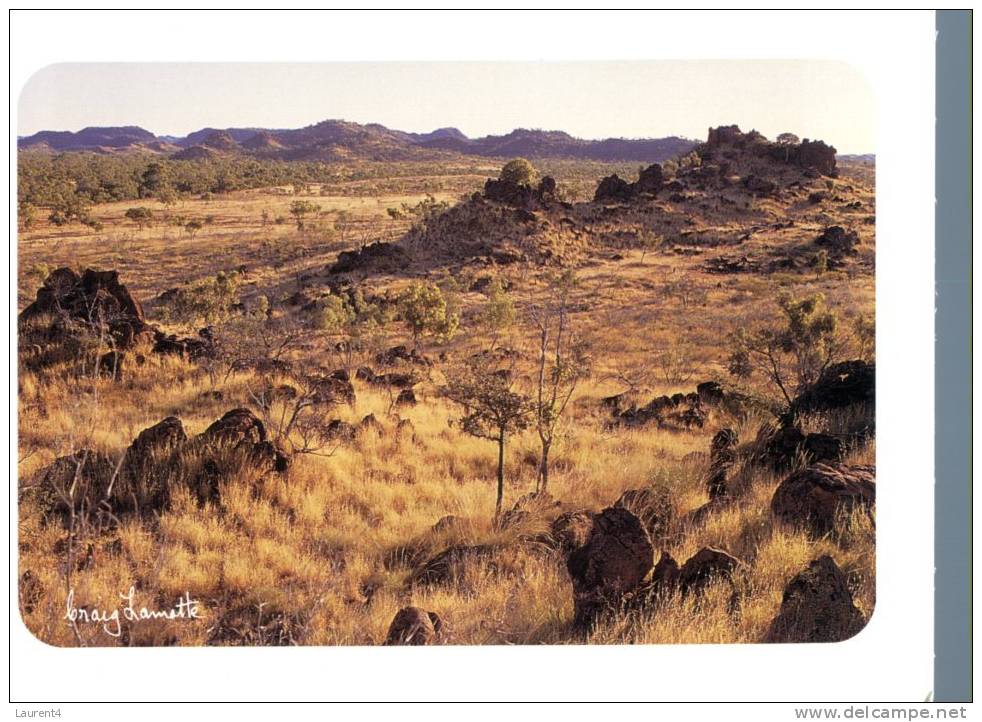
[
  {"left": 815, "top": 226, "right": 860, "bottom": 255},
  {"left": 376, "top": 345, "right": 430, "bottom": 367},
  {"left": 771, "top": 463, "right": 875, "bottom": 536},
  {"left": 567, "top": 507, "right": 654, "bottom": 630},
  {"left": 329, "top": 242, "right": 408, "bottom": 275},
  {"left": 30, "top": 449, "right": 115, "bottom": 521},
  {"left": 765, "top": 555, "right": 866, "bottom": 643},
  {"left": 594, "top": 164, "right": 663, "bottom": 203},
  {"left": 357, "top": 414, "right": 383, "bottom": 434},
  {"left": 96, "top": 351, "right": 125, "bottom": 381},
  {"left": 704, "top": 255, "right": 762, "bottom": 274},
  {"left": 395, "top": 388, "right": 417, "bottom": 407},
  {"left": 324, "top": 419, "right": 357, "bottom": 442},
  {"left": 707, "top": 428, "right": 739, "bottom": 499},
  {"left": 116, "top": 416, "right": 187, "bottom": 512},
  {"left": 201, "top": 408, "right": 267, "bottom": 447},
  {"left": 756, "top": 421, "right": 846, "bottom": 469},
  {"left": 411, "top": 544, "right": 498, "bottom": 587},
  {"left": 791, "top": 360, "right": 875, "bottom": 415},
  {"left": 308, "top": 373, "right": 356, "bottom": 406},
  {"left": 384, "top": 607, "right": 443, "bottom": 645},
  {"left": 678, "top": 547, "right": 741, "bottom": 595}
]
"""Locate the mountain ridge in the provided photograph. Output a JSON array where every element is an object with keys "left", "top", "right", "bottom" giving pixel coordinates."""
[{"left": 18, "top": 119, "right": 700, "bottom": 163}]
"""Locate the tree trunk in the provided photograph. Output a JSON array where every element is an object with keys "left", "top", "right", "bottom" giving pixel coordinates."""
[
  {"left": 538, "top": 442, "right": 551, "bottom": 493},
  {"left": 495, "top": 430, "right": 506, "bottom": 520}
]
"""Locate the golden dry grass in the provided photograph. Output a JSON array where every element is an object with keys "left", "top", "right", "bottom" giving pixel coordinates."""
[{"left": 17, "top": 160, "right": 875, "bottom": 647}]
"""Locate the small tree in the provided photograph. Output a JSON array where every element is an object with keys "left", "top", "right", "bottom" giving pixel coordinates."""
[
  {"left": 480, "top": 278, "right": 515, "bottom": 350},
  {"left": 185, "top": 219, "right": 203, "bottom": 240},
  {"left": 124, "top": 207, "right": 154, "bottom": 230},
  {"left": 290, "top": 200, "right": 320, "bottom": 230},
  {"left": 777, "top": 132, "right": 800, "bottom": 146},
  {"left": 777, "top": 133, "right": 800, "bottom": 161},
  {"left": 727, "top": 292, "right": 844, "bottom": 407},
  {"left": 499, "top": 158, "right": 536, "bottom": 187},
  {"left": 444, "top": 359, "right": 533, "bottom": 520},
  {"left": 18, "top": 201, "right": 37, "bottom": 230},
  {"left": 852, "top": 313, "right": 875, "bottom": 362},
  {"left": 399, "top": 281, "right": 459, "bottom": 348},
  {"left": 637, "top": 229, "right": 660, "bottom": 264},
  {"left": 528, "top": 271, "right": 590, "bottom": 492}
]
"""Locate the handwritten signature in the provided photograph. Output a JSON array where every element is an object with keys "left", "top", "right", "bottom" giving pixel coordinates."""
[{"left": 64, "top": 587, "right": 201, "bottom": 638}]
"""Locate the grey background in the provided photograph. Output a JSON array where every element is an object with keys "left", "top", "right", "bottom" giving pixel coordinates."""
[{"left": 935, "top": 9, "right": 972, "bottom": 703}]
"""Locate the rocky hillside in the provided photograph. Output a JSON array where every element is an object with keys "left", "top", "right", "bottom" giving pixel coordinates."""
[{"left": 352, "top": 125, "right": 869, "bottom": 276}]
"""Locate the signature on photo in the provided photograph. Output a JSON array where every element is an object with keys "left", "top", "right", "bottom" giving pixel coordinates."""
[{"left": 64, "top": 587, "right": 201, "bottom": 638}]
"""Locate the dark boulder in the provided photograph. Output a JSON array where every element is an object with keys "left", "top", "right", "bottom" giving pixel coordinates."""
[
  {"left": 31, "top": 449, "right": 116, "bottom": 521},
  {"left": 395, "top": 388, "right": 417, "bottom": 407},
  {"left": 329, "top": 242, "right": 408, "bottom": 275},
  {"left": 309, "top": 373, "right": 356, "bottom": 406},
  {"left": 325, "top": 419, "right": 357, "bottom": 442},
  {"left": 593, "top": 174, "right": 634, "bottom": 203},
  {"left": 815, "top": 226, "right": 860, "bottom": 255},
  {"left": 771, "top": 463, "right": 875, "bottom": 536},
  {"left": 707, "top": 428, "right": 739, "bottom": 500},
  {"left": 201, "top": 408, "right": 267, "bottom": 447},
  {"left": 757, "top": 421, "right": 846, "bottom": 469},
  {"left": 634, "top": 164, "right": 664, "bottom": 195},
  {"left": 791, "top": 360, "right": 875, "bottom": 415},
  {"left": 384, "top": 607, "right": 443, "bottom": 645},
  {"left": 651, "top": 551, "right": 681, "bottom": 593},
  {"left": 765, "top": 555, "right": 866, "bottom": 643},
  {"left": 116, "top": 416, "right": 188, "bottom": 512},
  {"left": 357, "top": 414, "right": 383, "bottom": 434},
  {"left": 567, "top": 507, "right": 654, "bottom": 630},
  {"left": 376, "top": 345, "right": 430, "bottom": 367},
  {"left": 678, "top": 547, "right": 741, "bottom": 595}
]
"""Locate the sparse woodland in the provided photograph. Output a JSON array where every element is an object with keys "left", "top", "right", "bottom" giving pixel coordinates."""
[{"left": 18, "top": 126, "right": 875, "bottom": 646}]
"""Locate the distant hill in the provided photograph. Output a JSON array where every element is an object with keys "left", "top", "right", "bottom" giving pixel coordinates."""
[
  {"left": 18, "top": 119, "right": 700, "bottom": 163},
  {"left": 836, "top": 153, "right": 875, "bottom": 163},
  {"left": 18, "top": 126, "right": 158, "bottom": 152},
  {"left": 417, "top": 127, "right": 697, "bottom": 162}
]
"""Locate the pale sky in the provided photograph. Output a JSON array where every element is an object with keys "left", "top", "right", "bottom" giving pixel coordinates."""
[{"left": 18, "top": 61, "right": 874, "bottom": 153}]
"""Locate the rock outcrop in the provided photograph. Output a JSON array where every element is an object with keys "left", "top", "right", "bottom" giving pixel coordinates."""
[
  {"left": 678, "top": 547, "right": 741, "bottom": 595},
  {"left": 765, "top": 555, "right": 866, "bottom": 643},
  {"left": 594, "top": 164, "right": 663, "bottom": 203},
  {"left": 567, "top": 507, "right": 654, "bottom": 630},
  {"left": 483, "top": 175, "right": 557, "bottom": 208},
  {"left": 329, "top": 242, "right": 409, "bottom": 275},
  {"left": 384, "top": 607, "right": 443, "bottom": 645},
  {"left": 19, "top": 268, "right": 215, "bottom": 371},
  {"left": 791, "top": 360, "right": 875, "bottom": 415},
  {"left": 707, "top": 428, "right": 739, "bottom": 500},
  {"left": 815, "top": 226, "right": 860, "bottom": 255},
  {"left": 771, "top": 463, "right": 876, "bottom": 535}
]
